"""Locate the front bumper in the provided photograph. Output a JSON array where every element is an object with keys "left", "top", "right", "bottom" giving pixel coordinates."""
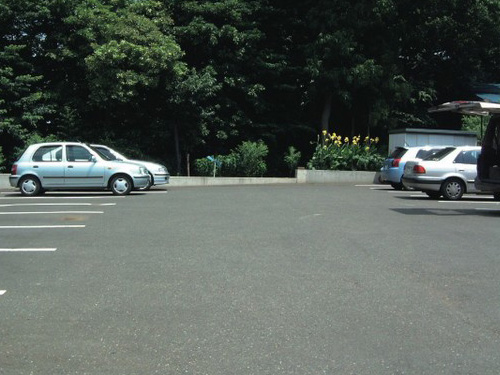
[
  {"left": 132, "top": 175, "right": 151, "bottom": 189},
  {"left": 152, "top": 173, "right": 170, "bottom": 185}
]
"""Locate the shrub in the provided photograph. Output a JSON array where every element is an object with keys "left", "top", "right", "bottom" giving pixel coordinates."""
[
  {"left": 307, "top": 131, "right": 384, "bottom": 171},
  {"left": 194, "top": 141, "right": 268, "bottom": 177},
  {"left": 284, "top": 146, "right": 301, "bottom": 176},
  {"left": 235, "top": 141, "right": 268, "bottom": 177}
]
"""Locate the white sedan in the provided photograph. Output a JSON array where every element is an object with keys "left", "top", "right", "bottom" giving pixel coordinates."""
[
  {"left": 402, "top": 146, "right": 481, "bottom": 200},
  {"left": 91, "top": 144, "right": 169, "bottom": 190}
]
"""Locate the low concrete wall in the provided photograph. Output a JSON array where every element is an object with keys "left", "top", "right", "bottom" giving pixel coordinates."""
[
  {"left": 0, "top": 170, "right": 380, "bottom": 189},
  {"left": 296, "top": 169, "right": 380, "bottom": 185},
  {"left": 170, "top": 176, "right": 297, "bottom": 186}
]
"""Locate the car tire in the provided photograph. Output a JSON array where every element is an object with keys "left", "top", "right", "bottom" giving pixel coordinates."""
[
  {"left": 110, "top": 175, "right": 133, "bottom": 195},
  {"left": 425, "top": 191, "right": 441, "bottom": 199},
  {"left": 19, "top": 175, "right": 42, "bottom": 196},
  {"left": 441, "top": 178, "right": 465, "bottom": 200}
]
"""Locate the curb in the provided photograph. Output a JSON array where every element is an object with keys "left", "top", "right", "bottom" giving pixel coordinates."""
[{"left": 1, "top": 170, "right": 381, "bottom": 190}]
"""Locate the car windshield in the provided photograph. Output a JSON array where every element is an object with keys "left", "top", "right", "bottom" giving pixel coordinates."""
[
  {"left": 424, "top": 147, "right": 456, "bottom": 161},
  {"left": 88, "top": 145, "right": 113, "bottom": 161}
]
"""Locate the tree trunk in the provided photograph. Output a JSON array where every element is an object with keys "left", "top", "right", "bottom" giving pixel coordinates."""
[
  {"left": 321, "top": 92, "right": 333, "bottom": 134},
  {"left": 173, "top": 123, "right": 181, "bottom": 174}
]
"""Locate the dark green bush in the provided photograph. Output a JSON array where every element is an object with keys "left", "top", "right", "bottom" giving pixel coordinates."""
[{"left": 194, "top": 141, "right": 268, "bottom": 177}]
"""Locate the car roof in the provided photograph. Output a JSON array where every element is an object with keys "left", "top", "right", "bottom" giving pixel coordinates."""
[
  {"left": 28, "top": 142, "right": 86, "bottom": 146},
  {"left": 428, "top": 101, "right": 500, "bottom": 116}
]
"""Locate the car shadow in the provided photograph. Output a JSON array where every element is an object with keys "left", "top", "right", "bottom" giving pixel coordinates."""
[{"left": 391, "top": 207, "right": 500, "bottom": 216}]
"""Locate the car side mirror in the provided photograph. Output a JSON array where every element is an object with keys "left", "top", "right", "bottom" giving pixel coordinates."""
[{"left": 91, "top": 156, "right": 97, "bottom": 162}]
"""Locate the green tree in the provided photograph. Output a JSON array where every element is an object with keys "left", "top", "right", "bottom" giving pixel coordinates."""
[{"left": 0, "top": 0, "right": 54, "bottom": 167}]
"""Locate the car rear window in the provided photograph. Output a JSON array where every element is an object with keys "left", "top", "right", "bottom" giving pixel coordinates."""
[
  {"left": 415, "top": 148, "right": 443, "bottom": 159},
  {"left": 389, "top": 147, "right": 407, "bottom": 158},
  {"left": 424, "top": 147, "right": 456, "bottom": 161}
]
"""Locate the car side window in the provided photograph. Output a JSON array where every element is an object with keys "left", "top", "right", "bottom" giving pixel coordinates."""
[
  {"left": 454, "top": 151, "right": 479, "bottom": 164},
  {"left": 66, "top": 145, "right": 93, "bottom": 162},
  {"left": 32, "top": 146, "right": 63, "bottom": 162}
]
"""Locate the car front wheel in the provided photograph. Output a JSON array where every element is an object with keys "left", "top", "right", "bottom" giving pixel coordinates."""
[
  {"left": 19, "top": 176, "right": 42, "bottom": 196},
  {"left": 110, "top": 175, "right": 133, "bottom": 195},
  {"left": 441, "top": 178, "right": 465, "bottom": 200}
]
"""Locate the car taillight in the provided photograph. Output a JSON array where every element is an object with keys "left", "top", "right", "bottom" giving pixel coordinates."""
[
  {"left": 11, "top": 164, "right": 17, "bottom": 175},
  {"left": 413, "top": 165, "right": 426, "bottom": 174},
  {"left": 392, "top": 158, "right": 401, "bottom": 168}
]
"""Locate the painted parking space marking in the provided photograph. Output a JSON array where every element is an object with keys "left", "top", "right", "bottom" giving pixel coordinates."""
[
  {"left": 0, "top": 225, "right": 85, "bottom": 229},
  {"left": 0, "top": 290, "right": 5, "bottom": 296},
  {"left": 0, "top": 211, "right": 103, "bottom": 215},
  {"left": 0, "top": 248, "right": 57, "bottom": 252},
  {"left": 0, "top": 203, "right": 116, "bottom": 207},
  {"left": 0, "top": 196, "right": 125, "bottom": 200}
]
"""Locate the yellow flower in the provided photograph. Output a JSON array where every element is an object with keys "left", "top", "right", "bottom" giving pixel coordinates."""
[
  {"left": 322, "top": 130, "right": 327, "bottom": 135},
  {"left": 375, "top": 137, "right": 379, "bottom": 143},
  {"left": 365, "top": 146, "right": 370, "bottom": 151},
  {"left": 344, "top": 137, "right": 349, "bottom": 143}
]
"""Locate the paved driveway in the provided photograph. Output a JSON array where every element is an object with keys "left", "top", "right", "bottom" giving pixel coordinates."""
[{"left": 0, "top": 185, "right": 499, "bottom": 374}]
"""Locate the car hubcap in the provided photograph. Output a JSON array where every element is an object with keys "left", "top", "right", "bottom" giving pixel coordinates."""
[
  {"left": 22, "top": 180, "right": 36, "bottom": 193},
  {"left": 113, "top": 178, "right": 129, "bottom": 193},
  {"left": 446, "top": 182, "right": 461, "bottom": 198}
]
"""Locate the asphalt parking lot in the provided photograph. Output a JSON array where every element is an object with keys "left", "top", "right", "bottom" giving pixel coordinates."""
[{"left": 0, "top": 184, "right": 499, "bottom": 375}]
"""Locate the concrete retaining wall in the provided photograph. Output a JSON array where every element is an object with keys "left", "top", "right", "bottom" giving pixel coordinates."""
[{"left": 0, "top": 170, "right": 380, "bottom": 190}]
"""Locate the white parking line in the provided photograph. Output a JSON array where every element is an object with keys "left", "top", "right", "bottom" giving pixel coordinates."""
[
  {"left": 0, "top": 211, "right": 103, "bottom": 215},
  {"left": 0, "top": 196, "right": 125, "bottom": 200},
  {"left": 0, "top": 225, "right": 85, "bottom": 229},
  {"left": 0, "top": 290, "right": 5, "bottom": 296},
  {"left": 0, "top": 248, "right": 57, "bottom": 252},
  {"left": 0, "top": 203, "right": 93, "bottom": 207}
]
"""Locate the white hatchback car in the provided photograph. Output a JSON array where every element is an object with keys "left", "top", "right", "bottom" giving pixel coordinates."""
[
  {"left": 9, "top": 142, "right": 151, "bottom": 196},
  {"left": 91, "top": 144, "right": 169, "bottom": 190}
]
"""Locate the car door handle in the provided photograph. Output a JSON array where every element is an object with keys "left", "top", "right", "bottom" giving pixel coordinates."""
[
  {"left": 33, "top": 165, "right": 38, "bottom": 168},
  {"left": 67, "top": 165, "right": 74, "bottom": 168}
]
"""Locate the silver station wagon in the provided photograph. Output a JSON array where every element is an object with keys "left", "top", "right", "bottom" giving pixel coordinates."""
[{"left": 9, "top": 142, "right": 151, "bottom": 196}]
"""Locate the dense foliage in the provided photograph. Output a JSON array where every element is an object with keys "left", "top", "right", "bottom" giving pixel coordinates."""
[
  {"left": 194, "top": 140, "right": 268, "bottom": 177},
  {"left": 1, "top": 0, "right": 500, "bottom": 174}
]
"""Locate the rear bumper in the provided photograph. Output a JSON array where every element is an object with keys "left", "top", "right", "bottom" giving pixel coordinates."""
[
  {"left": 402, "top": 176, "right": 442, "bottom": 191},
  {"left": 380, "top": 168, "right": 402, "bottom": 183},
  {"left": 9, "top": 176, "right": 19, "bottom": 188}
]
